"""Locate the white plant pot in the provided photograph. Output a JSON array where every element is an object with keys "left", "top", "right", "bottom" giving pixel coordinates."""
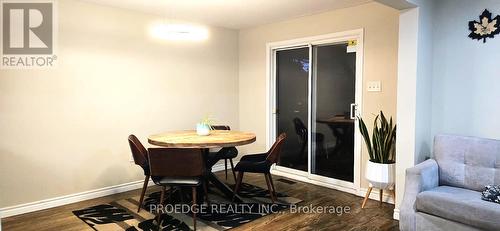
[
  {"left": 196, "top": 123, "right": 210, "bottom": 136},
  {"left": 366, "top": 160, "right": 395, "bottom": 190}
]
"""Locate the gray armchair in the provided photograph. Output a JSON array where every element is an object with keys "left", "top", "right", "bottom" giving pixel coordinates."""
[{"left": 400, "top": 134, "right": 500, "bottom": 231}]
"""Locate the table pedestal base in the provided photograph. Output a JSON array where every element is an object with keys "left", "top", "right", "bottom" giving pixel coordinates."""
[{"left": 203, "top": 149, "right": 243, "bottom": 203}]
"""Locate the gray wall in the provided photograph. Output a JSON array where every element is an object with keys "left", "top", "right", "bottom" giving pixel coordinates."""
[{"left": 431, "top": 0, "right": 500, "bottom": 141}]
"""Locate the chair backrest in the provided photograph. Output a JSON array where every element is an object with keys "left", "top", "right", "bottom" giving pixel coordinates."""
[
  {"left": 128, "top": 135, "right": 148, "bottom": 171},
  {"left": 293, "top": 118, "right": 307, "bottom": 142},
  {"left": 147, "top": 148, "right": 204, "bottom": 177},
  {"left": 211, "top": 125, "right": 231, "bottom": 131},
  {"left": 434, "top": 134, "right": 500, "bottom": 191},
  {"left": 266, "top": 133, "right": 287, "bottom": 164}
]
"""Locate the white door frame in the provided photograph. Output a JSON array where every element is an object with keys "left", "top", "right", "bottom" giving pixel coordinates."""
[{"left": 265, "top": 28, "right": 364, "bottom": 194}]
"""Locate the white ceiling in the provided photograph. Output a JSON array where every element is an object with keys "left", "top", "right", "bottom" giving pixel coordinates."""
[{"left": 81, "top": 0, "right": 374, "bottom": 29}]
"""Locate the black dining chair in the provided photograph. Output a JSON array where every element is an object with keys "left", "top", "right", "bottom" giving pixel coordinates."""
[
  {"left": 148, "top": 148, "right": 207, "bottom": 231},
  {"left": 128, "top": 135, "right": 150, "bottom": 213},
  {"left": 208, "top": 125, "right": 238, "bottom": 182},
  {"left": 233, "top": 133, "right": 287, "bottom": 202},
  {"left": 293, "top": 117, "right": 327, "bottom": 158}
]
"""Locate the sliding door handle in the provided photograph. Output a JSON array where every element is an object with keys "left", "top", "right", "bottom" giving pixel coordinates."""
[{"left": 350, "top": 103, "right": 358, "bottom": 119}]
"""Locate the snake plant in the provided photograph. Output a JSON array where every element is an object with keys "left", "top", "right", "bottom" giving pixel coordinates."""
[{"left": 358, "top": 111, "right": 396, "bottom": 164}]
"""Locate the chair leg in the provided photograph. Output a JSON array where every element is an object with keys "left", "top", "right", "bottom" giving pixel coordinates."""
[
  {"left": 379, "top": 189, "right": 383, "bottom": 205},
  {"left": 233, "top": 172, "right": 244, "bottom": 201},
  {"left": 361, "top": 186, "right": 372, "bottom": 208},
  {"left": 225, "top": 159, "right": 228, "bottom": 180},
  {"left": 322, "top": 143, "right": 327, "bottom": 159},
  {"left": 264, "top": 174, "right": 275, "bottom": 203},
  {"left": 229, "top": 159, "right": 237, "bottom": 183},
  {"left": 192, "top": 187, "right": 197, "bottom": 231},
  {"left": 203, "top": 181, "right": 209, "bottom": 204},
  {"left": 137, "top": 175, "right": 149, "bottom": 213},
  {"left": 267, "top": 173, "right": 277, "bottom": 200},
  {"left": 157, "top": 186, "right": 166, "bottom": 226},
  {"left": 160, "top": 186, "right": 166, "bottom": 205},
  {"left": 299, "top": 142, "right": 306, "bottom": 159}
]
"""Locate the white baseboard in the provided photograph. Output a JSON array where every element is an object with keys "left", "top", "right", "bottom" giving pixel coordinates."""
[
  {"left": 0, "top": 161, "right": 234, "bottom": 219},
  {"left": 0, "top": 179, "right": 153, "bottom": 219},
  {"left": 270, "top": 169, "right": 357, "bottom": 194},
  {"left": 393, "top": 208, "right": 400, "bottom": 220},
  {"left": 271, "top": 169, "right": 395, "bottom": 206}
]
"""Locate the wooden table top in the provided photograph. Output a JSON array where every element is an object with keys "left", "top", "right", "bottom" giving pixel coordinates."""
[{"left": 148, "top": 130, "right": 256, "bottom": 148}]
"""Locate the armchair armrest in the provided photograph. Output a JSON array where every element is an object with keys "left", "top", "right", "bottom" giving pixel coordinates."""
[
  {"left": 405, "top": 159, "right": 439, "bottom": 193},
  {"left": 400, "top": 159, "right": 439, "bottom": 231}
]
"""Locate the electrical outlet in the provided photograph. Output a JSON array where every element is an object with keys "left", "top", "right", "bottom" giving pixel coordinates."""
[{"left": 367, "top": 81, "right": 381, "bottom": 92}]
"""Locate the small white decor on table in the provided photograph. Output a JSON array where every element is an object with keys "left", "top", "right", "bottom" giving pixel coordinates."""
[
  {"left": 196, "top": 115, "right": 213, "bottom": 136},
  {"left": 196, "top": 123, "right": 210, "bottom": 136},
  {"left": 358, "top": 111, "right": 396, "bottom": 208}
]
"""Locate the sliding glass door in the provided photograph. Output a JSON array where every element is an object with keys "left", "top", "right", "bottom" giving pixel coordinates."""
[
  {"left": 311, "top": 43, "right": 356, "bottom": 182},
  {"left": 273, "top": 36, "right": 360, "bottom": 187},
  {"left": 275, "top": 47, "right": 309, "bottom": 172}
]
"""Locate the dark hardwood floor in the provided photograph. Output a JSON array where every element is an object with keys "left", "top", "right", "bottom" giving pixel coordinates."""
[{"left": 2, "top": 171, "right": 398, "bottom": 231}]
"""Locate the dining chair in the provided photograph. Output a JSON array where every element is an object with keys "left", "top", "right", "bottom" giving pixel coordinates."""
[
  {"left": 233, "top": 133, "right": 287, "bottom": 202},
  {"left": 293, "top": 117, "right": 327, "bottom": 158},
  {"left": 128, "top": 134, "right": 150, "bottom": 213},
  {"left": 148, "top": 148, "right": 207, "bottom": 231},
  {"left": 208, "top": 125, "right": 238, "bottom": 182}
]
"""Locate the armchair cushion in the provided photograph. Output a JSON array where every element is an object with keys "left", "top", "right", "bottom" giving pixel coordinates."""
[{"left": 416, "top": 186, "right": 500, "bottom": 230}]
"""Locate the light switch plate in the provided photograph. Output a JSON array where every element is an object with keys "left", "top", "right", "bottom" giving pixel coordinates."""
[{"left": 367, "top": 81, "right": 381, "bottom": 92}]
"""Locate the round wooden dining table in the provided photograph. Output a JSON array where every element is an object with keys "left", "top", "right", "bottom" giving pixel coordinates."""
[
  {"left": 148, "top": 130, "right": 256, "bottom": 202},
  {"left": 148, "top": 130, "right": 256, "bottom": 148}
]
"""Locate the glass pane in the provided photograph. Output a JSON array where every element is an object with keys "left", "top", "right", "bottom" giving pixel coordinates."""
[
  {"left": 311, "top": 43, "right": 356, "bottom": 182},
  {"left": 276, "top": 47, "right": 309, "bottom": 172}
]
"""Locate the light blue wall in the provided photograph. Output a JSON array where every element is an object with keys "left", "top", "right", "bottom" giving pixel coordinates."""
[
  {"left": 414, "top": 0, "right": 435, "bottom": 163},
  {"left": 431, "top": 0, "right": 500, "bottom": 141}
]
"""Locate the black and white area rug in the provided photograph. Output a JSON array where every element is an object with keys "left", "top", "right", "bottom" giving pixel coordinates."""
[{"left": 73, "top": 182, "right": 302, "bottom": 231}]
